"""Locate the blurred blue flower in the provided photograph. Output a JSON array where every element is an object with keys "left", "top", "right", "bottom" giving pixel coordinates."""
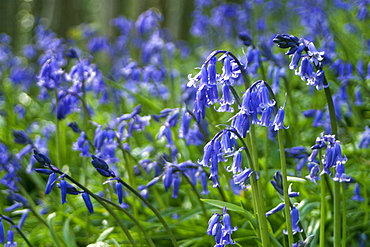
[
  {"left": 266, "top": 202, "right": 285, "bottom": 217},
  {"left": 0, "top": 218, "right": 4, "bottom": 243},
  {"left": 359, "top": 126, "right": 370, "bottom": 148},
  {"left": 352, "top": 183, "right": 364, "bottom": 202},
  {"left": 4, "top": 229, "right": 16, "bottom": 247}
]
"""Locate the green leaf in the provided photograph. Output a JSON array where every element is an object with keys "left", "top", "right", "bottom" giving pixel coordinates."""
[
  {"left": 200, "top": 199, "right": 257, "bottom": 225},
  {"left": 46, "top": 213, "right": 64, "bottom": 247},
  {"left": 97, "top": 227, "right": 115, "bottom": 242},
  {"left": 86, "top": 242, "right": 110, "bottom": 247},
  {"left": 63, "top": 214, "right": 77, "bottom": 247}
]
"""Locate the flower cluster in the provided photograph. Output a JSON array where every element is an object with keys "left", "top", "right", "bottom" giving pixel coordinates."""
[
  {"left": 273, "top": 34, "right": 326, "bottom": 90},
  {"left": 207, "top": 207, "right": 238, "bottom": 247},
  {"left": 306, "top": 134, "right": 351, "bottom": 183}
]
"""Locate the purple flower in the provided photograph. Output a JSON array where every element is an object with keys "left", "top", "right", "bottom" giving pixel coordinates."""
[
  {"left": 296, "top": 57, "right": 316, "bottom": 84},
  {"left": 12, "top": 130, "right": 32, "bottom": 145},
  {"left": 207, "top": 213, "right": 220, "bottom": 235},
  {"left": 307, "top": 42, "right": 325, "bottom": 66},
  {"left": 226, "top": 148, "right": 244, "bottom": 174},
  {"left": 271, "top": 105, "right": 289, "bottom": 131},
  {"left": 82, "top": 192, "right": 94, "bottom": 213},
  {"left": 271, "top": 171, "right": 299, "bottom": 197},
  {"left": 285, "top": 207, "right": 303, "bottom": 235},
  {"left": 266, "top": 202, "right": 285, "bottom": 217},
  {"left": 332, "top": 157, "right": 351, "bottom": 183},
  {"left": 33, "top": 150, "right": 51, "bottom": 167},
  {"left": 305, "top": 163, "right": 320, "bottom": 184},
  {"left": 0, "top": 218, "right": 4, "bottom": 243},
  {"left": 45, "top": 172, "right": 58, "bottom": 194},
  {"left": 359, "top": 126, "right": 370, "bottom": 148},
  {"left": 91, "top": 155, "right": 115, "bottom": 177},
  {"left": 233, "top": 168, "right": 254, "bottom": 190},
  {"left": 222, "top": 206, "right": 238, "bottom": 236},
  {"left": 352, "top": 183, "right": 364, "bottom": 202},
  {"left": 5, "top": 229, "right": 16, "bottom": 247}
]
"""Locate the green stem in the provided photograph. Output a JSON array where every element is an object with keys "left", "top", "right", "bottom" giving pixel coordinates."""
[
  {"left": 320, "top": 173, "right": 326, "bottom": 247},
  {"left": 341, "top": 183, "right": 346, "bottom": 247},
  {"left": 247, "top": 125, "right": 270, "bottom": 247},
  {"left": 181, "top": 172, "right": 208, "bottom": 222},
  {"left": 277, "top": 130, "right": 294, "bottom": 247},
  {"left": 333, "top": 182, "right": 341, "bottom": 247},
  {"left": 116, "top": 178, "right": 178, "bottom": 247},
  {"left": 55, "top": 173, "right": 137, "bottom": 246},
  {"left": 116, "top": 140, "right": 139, "bottom": 219},
  {"left": 95, "top": 195, "right": 156, "bottom": 247},
  {"left": 323, "top": 75, "right": 341, "bottom": 247}
]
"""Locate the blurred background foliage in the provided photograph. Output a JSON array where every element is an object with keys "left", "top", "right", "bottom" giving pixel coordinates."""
[{"left": 0, "top": 0, "right": 198, "bottom": 51}]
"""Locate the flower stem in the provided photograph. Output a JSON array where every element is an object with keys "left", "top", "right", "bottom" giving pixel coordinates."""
[
  {"left": 277, "top": 129, "right": 294, "bottom": 247},
  {"left": 0, "top": 214, "right": 34, "bottom": 247},
  {"left": 53, "top": 172, "right": 137, "bottom": 246},
  {"left": 323, "top": 75, "right": 341, "bottom": 247},
  {"left": 116, "top": 178, "right": 179, "bottom": 247},
  {"left": 320, "top": 172, "right": 326, "bottom": 247},
  {"left": 247, "top": 125, "right": 270, "bottom": 247},
  {"left": 341, "top": 182, "right": 347, "bottom": 247}
]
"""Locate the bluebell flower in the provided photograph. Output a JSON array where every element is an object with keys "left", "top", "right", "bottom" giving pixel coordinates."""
[
  {"left": 4, "top": 229, "right": 16, "bottom": 247},
  {"left": 59, "top": 180, "right": 80, "bottom": 204},
  {"left": 135, "top": 9, "right": 162, "bottom": 36},
  {"left": 211, "top": 222, "right": 223, "bottom": 245},
  {"left": 289, "top": 43, "right": 305, "bottom": 70},
  {"left": 352, "top": 183, "right": 364, "bottom": 202},
  {"left": 233, "top": 168, "right": 254, "bottom": 190},
  {"left": 199, "top": 169, "right": 210, "bottom": 195},
  {"left": 0, "top": 218, "right": 4, "bottom": 243},
  {"left": 178, "top": 107, "right": 191, "bottom": 139},
  {"left": 116, "top": 182, "right": 123, "bottom": 204},
  {"left": 82, "top": 192, "right": 94, "bottom": 213},
  {"left": 33, "top": 150, "right": 51, "bottom": 167},
  {"left": 87, "top": 36, "right": 110, "bottom": 53},
  {"left": 271, "top": 105, "right": 289, "bottom": 131},
  {"left": 37, "top": 57, "right": 64, "bottom": 90},
  {"left": 45, "top": 172, "right": 58, "bottom": 194},
  {"left": 163, "top": 165, "right": 174, "bottom": 192},
  {"left": 284, "top": 206, "right": 303, "bottom": 235},
  {"left": 305, "top": 163, "right": 320, "bottom": 184},
  {"left": 171, "top": 174, "right": 181, "bottom": 198},
  {"left": 72, "top": 131, "right": 90, "bottom": 157},
  {"left": 307, "top": 42, "right": 325, "bottom": 66},
  {"left": 18, "top": 210, "right": 29, "bottom": 229},
  {"left": 354, "top": 85, "right": 363, "bottom": 106},
  {"left": 359, "top": 126, "right": 370, "bottom": 148},
  {"left": 230, "top": 110, "right": 250, "bottom": 138},
  {"left": 321, "top": 140, "right": 343, "bottom": 175},
  {"left": 65, "top": 48, "right": 79, "bottom": 59},
  {"left": 5, "top": 203, "right": 23, "bottom": 212},
  {"left": 207, "top": 213, "right": 220, "bottom": 235},
  {"left": 266, "top": 202, "right": 285, "bottom": 217},
  {"left": 271, "top": 171, "right": 299, "bottom": 197},
  {"left": 273, "top": 34, "right": 300, "bottom": 54},
  {"left": 222, "top": 206, "right": 238, "bottom": 236},
  {"left": 207, "top": 207, "right": 237, "bottom": 246},
  {"left": 238, "top": 32, "right": 253, "bottom": 46},
  {"left": 12, "top": 130, "right": 32, "bottom": 145},
  {"left": 91, "top": 155, "right": 115, "bottom": 177},
  {"left": 296, "top": 57, "right": 316, "bottom": 84},
  {"left": 226, "top": 148, "right": 244, "bottom": 174},
  {"left": 23, "top": 44, "right": 37, "bottom": 59},
  {"left": 332, "top": 157, "right": 351, "bottom": 183}
]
